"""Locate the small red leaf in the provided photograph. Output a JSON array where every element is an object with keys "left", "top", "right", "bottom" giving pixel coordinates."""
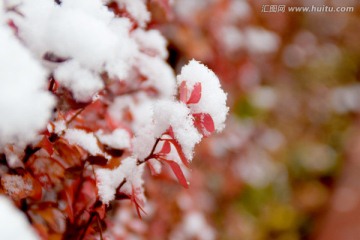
[
  {"left": 7, "top": 20, "right": 18, "bottom": 34},
  {"left": 38, "top": 136, "right": 53, "bottom": 155},
  {"left": 167, "top": 139, "right": 190, "bottom": 168},
  {"left": 165, "top": 127, "right": 175, "bottom": 139},
  {"left": 179, "top": 81, "right": 188, "bottom": 103},
  {"left": 187, "top": 83, "right": 202, "bottom": 104},
  {"left": 147, "top": 161, "right": 156, "bottom": 175},
  {"left": 163, "top": 159, "right": 189, "bottom": 188},
  {"left": 158, "top": 140, "right": 171, "bottom": 155},
  {"left": 130, "top": 187, "right": 146, "bottom": 219},
  {"left": 193, "top": 113, "right": 215, "bottom": 137},
  {"left": 64, "top": 183, "right": 76, "bottom": 223}
]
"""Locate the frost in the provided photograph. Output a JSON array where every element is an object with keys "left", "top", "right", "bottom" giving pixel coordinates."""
[
  {"left": 64, "top": 129, "right": 103, "bottom": 156},
  {"left": 177, "top": 60, "right": 229, "bottom": 132},
  {"left": 0, "top": 196, "right": 39, "bottom": 240}
]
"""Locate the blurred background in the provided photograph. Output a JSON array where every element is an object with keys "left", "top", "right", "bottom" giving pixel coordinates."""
[{"left": 113, "top": 1, "right": 360, "bottom": 239}]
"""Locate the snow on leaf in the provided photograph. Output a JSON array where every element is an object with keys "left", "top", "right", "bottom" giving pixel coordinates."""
[
  {"left": 64, "top": 129, "right": 103, "bottom": 156},
  {"left": 177, "top": 60, "right": 228, "bottom": 132}
]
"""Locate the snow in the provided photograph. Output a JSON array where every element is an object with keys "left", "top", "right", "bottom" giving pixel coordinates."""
[
  {"left": 96, "top": 128, "right": 131, "bottom": 150},
  {"left": 48, "top": 120, "right": 67, "bottom": 135},
  {"left": 96, "top": 157, "right": 144, "bottom": 204},
  {"left": 132, "top": 123, "right": 156, "bottom": 160},
  {"left": 1, "top": 0, "right": 230, "bottom": 221},
  {"left": 45, "top": 8, "right": 118, "bottom": 70},
  {"left": 0, "top": 196, "right": 39, "bottom": 240},
  {"left": 0, "top": 18, "right": 55, "bottom": 149},
  {"left": 96, "top": 165, "right": 125, "bottom": 204},
  {"left": 115, "top": 0, "right": 150, "bottom": 27},
  {"left": 4, "top": 146, "right": 24, "bottom": 169},
  {"left": 10, "top": 0, "right": 139, "bottom": 99},
  {"left": 131, "top": 100, "right": 157, "bottom": 160},
  {"left": 1, "top": 175, "right": 33, "bottom": 200},
  {"left": 54, "top": 60, "right": 104, "bottom": 102},
  {"left": 177, "top": 60, "right": 229, "bottom": 132},
  {"left": 132, "top": 29, "right": 168, "bottom": 59},
  {"left": 64, "top": 129, "right": 103, "bottom": 156},
  {"left": 137, "top": 54, "right": 176, "bottom": 98},
  {"left": 120, "top": 157, "right": 145, "bottom": 198},
  {"left": 153, "top": 100, "right": 202, "bottom": 160}
]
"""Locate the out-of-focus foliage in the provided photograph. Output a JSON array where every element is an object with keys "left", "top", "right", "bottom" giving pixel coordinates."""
[{"left": 140, "top": 0, "right": 360, "bottom": 239}]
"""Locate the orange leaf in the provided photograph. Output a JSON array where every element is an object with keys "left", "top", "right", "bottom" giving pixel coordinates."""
[{"left": 38, "top": 136, "right": 54, "bottom": 155}]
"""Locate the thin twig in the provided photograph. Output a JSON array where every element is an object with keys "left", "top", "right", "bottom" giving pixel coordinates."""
[
  {"left": 137, "top": 138, "right": 161, "bottom": 165},
  {"left": 96, "top": 214, "right": 104, "bottom": 240}
]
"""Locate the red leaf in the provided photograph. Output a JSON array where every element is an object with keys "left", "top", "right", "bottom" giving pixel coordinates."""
[
  {"left": 147, "top": 160, "right": 159, "bottom": 175},
  {"left": 163, "top": 159, "right": 189, "bottom": 188},
  {"left": 29, "top": 176, "right": 43, "bottom": 201},
  {"left": 38, "top": 136, "right": 53, "bottom": 155},
  {"left": 179, "top": 81, "right": 188, "bottom": 103},
  {"left": 187, "top": 83, "right": 202, "bottom": 104},
  {"left": 193, "top": 113, "right": 215, "bottom": 137},
  {"left": 105, "top": 113, "right": 118, "bottom": 130},
  {"left": 165, "top": 127, "right": 175, "bottom": 139},
  {"left": 64, "top": 183, "right": 76, "bottom": 223},
  {"left": 130, "top": 187, "right": 146, "bottom": 219},
  {"left": 7, "top": 20, "right": 18, "bottom": 34},
  {"left": 158, "top": 140, "right": 171, "bottom": 155},
  {"left": 167, "top": 139, "right": 190, "bottom": 168}
]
